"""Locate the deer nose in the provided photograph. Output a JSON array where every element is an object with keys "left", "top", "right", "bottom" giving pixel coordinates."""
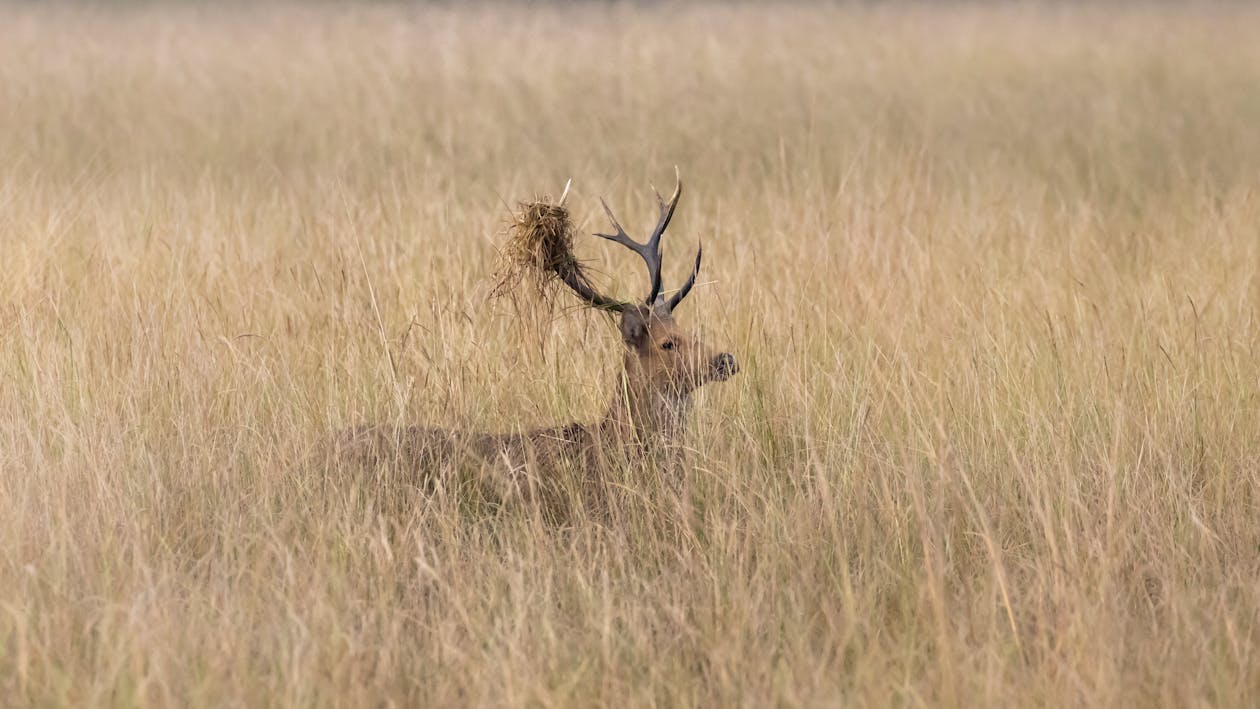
[{"left": 711, "top": 352, "right": 739, "bottom": 380}]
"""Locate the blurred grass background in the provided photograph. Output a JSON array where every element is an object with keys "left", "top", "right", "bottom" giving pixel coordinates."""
[{"left": 2, "top": 2, "right": 1259, "bottom": 706}]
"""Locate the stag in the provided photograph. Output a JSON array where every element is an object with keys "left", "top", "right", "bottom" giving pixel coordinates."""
[{"left": 333, "top": 173, "right": 738, "bottom": 513}]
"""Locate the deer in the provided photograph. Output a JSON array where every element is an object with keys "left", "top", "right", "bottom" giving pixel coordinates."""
[{"left": 331, "top": 173, "right": 738, "bottom": 516}]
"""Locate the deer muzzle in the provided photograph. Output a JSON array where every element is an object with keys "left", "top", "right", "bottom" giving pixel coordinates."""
[{"left": 710, "top": 352, "right": 739, "bottom": 382}]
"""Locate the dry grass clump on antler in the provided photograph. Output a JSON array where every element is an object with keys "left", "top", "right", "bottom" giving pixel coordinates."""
[{"left": 491, "top": 181, "right": 598, "bottom": 311}]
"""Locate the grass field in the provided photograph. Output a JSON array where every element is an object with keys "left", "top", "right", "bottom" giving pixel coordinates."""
[{"left": 3, "top": 2, "right": 1260, "bottom": 706}]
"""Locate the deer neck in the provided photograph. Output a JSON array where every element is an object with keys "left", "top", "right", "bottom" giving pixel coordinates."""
[{"left": 600, "top": 370, "right": 693, "bottom": 449}]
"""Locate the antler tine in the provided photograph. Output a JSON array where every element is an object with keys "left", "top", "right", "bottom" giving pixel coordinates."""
[
  {"left": 647, "top": 168, "right": 683, "bottom": 254},
  {"left": 665, "top": 243, "right": 702, "bottom": 312},
  {"left": 594, "top": 197, "right": 635, "bottom": 247}
]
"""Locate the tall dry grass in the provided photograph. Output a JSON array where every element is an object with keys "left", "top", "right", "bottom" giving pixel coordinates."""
[{"left": 2, "top": 2, "right": 1260, "bottom": 706}]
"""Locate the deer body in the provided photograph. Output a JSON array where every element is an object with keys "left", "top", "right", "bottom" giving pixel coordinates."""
[{"left": 331, "top": 173, "right": 738, "bottom": 510}]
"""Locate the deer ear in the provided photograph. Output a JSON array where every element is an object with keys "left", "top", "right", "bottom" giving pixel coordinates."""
[{"left": 619, "top": 310, "right": 650, "bottom": 350}]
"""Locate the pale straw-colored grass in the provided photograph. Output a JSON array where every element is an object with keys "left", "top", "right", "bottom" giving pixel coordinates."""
[{"left": 2, "top": 2, "right": 1259, "bottom": 706}]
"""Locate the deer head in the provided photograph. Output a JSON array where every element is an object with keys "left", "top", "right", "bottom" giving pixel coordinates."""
[{"left": 556, "top": 171, "right": 738, "bottom": 416}]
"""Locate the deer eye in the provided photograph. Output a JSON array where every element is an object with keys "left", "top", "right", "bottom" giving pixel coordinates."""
[{"left": 660, "top": 339, "right": 677, "bottom": 351}]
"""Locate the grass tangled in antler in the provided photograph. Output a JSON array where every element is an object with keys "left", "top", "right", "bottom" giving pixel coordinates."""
[{"left": 492, "top": 194, "right": 597, "bottom": 309}]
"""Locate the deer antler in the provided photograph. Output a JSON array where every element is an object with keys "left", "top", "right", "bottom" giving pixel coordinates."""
[
  {"left": 556, "top": 168, "right": 702, "bottom": 313},
  {"left": 665, "top": 243, "right": 701, "bottom": 312},
  {"left": 594, "top": 168, "right": 681, "bottom": 305},
  {"left": 554, "top": 265, "right": 629, "bottom": 312}
]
